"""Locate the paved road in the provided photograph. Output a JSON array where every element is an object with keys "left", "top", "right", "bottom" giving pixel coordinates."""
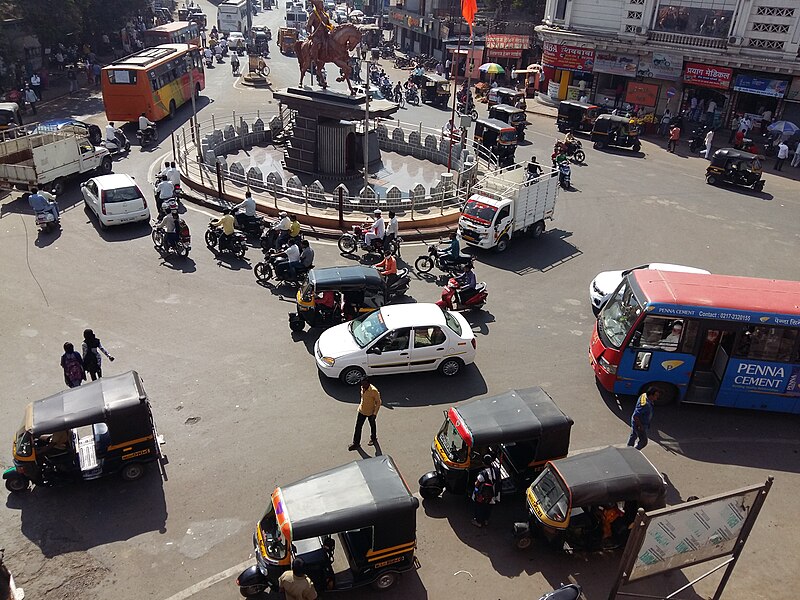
[{"left": 2, "top": 4, "right": 800, "bottom": 600}]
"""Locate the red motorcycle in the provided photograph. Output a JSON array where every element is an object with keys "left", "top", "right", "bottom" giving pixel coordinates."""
[{"left": 436, "top": 278, "right": 488, "bottom": 311}]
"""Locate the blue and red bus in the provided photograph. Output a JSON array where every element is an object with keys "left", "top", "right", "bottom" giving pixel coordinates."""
[{"left": 590, "top": 270, "right": 800, "bottom": 414}]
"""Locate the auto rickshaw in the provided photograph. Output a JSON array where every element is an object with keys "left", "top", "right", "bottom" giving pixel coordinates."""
[
  {"left": 290, "top": 265, "right": 390, "bottom": 332},
  {"left": 591, "top": 114, "right": 641, "bottom": 152},
  {"left": 419, "top": 73, "right": 450, "bottom": 107},
  {"left": 474, "top": 118, "right": 518, "bottom": 167},
  {"left": 278, "top": 27, "right": 297, "bottom": 54},
  {"left": 557, "top": 100, "right": 601, "bottom": 133},
  {"left": 488, "top": 103, "right": 528, "bottom": 142},
  {"left": 513, "top": 446, "right": 666, "bottom": 551},
  {"left": 3, "top": 371, "right": 163, "bottom": 493},
  {"left": 0, "top": 102, "right": 22, "bottom": 137},
  {"left": 487, "top": 86, "right": 526, "bottom": 108},
  {"left": 237, "top": 455, "right": 419, "bottom": 596},
  {"left": 418, "top": 388, "right": 573, "bottom": 499},
  {"left": 705, "top": 148, "right": 765, "bottom": 191}
]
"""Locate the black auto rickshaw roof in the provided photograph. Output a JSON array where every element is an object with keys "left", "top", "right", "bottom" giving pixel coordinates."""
[
  {"left": 494, "top": 87, "right": 523, "bottom": 97},
  {"left": 308, "top": 265, "right": 385, "bottom": 291},
  {"left": 595, "top": 113, "right": 633, "bottom": 125},
  {"left": 551, "top": 446, "right": 666, "bottom": 509},
  {"left": 711, "top": 148, "right": 763, "bottom": 162},
  {"left": 422, "top": 73, "right": 449, "bottom": 83},
  {"left": 453, "top": 387, "right": 573, "bottom": 446},
  {"left": 490, "top": 104, "right": 525, "bottom": 116},
  {"left": 475, "top": 117, "right": 517, "bottom": 132},
  {"left": 278, "top": 455, "right": 419, "bottom": 540},
  {"left": 27, "top": 370, "right": 148, "bottom": 435},
  {"left": 559, "top": 100, "right": 598, "bottom": 110}
]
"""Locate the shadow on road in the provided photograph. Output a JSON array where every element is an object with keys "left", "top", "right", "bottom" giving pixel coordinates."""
[{"left": 474, "top": 228, "right": 582, "bottom": 275}]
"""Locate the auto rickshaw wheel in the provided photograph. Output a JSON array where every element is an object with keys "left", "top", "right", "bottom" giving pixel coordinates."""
[
  {"left": 340, "top": 366, "right": 366, "bottom": 385},
  {"left": 514, "top": 535, "right": 532, "bottom": 551},
  {"left": 289, "top": 315, "right": 305, "bottom": 332},
  {"left": 5, "top": 476, "right": 30, "bottom": 493},
  {"left": 419, "top": 486, "right": 442, "bottom": 500},
  {"left": 121, "top": 462, "right": 146, "bottom": 482},
  {"left": 239, "top": 584, "right": 267, "bottom": 597},
  {"left": 754, "top": 180, "right": 765, "bottom": 191},
  {"left": 372, "top": 572, "right": 398, "bottom": 590},
  {"left": 705, "top": 175, "right": 717, "bottom": 185},
  {"left": 594, "top": 141, "right": 604, "bottom": 150},
  {"left": 633, "top": 142, "right": 642, "bottom": 153}
]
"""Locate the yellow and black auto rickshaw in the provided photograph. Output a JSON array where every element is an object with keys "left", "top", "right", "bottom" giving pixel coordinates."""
[
  {"left": 290, "top": 265, "right": 391, "bottom": 332},
  {"left": 474, "top": 118, "right": 518, "bottom": 167},
  {"left": 513, "top": 446, "right": 666, "bottom": 551},
  {"left": 0, "top": 102, "right": 23, "bottom": 136},
  {"left": 488, "top": 103, "right": 528, "bottom": 142},
  {"left": 237, "top": 455, "right": 419, "bottom": 596},
  {"left": 419, "top": 73, "right": 450, "bottom": 107},
  {"left": 418, "top": 387, "right": 573, "bottom": 499},
  {"left": 487, "top": 86, "right": 525, "bottom": 108},
  {"left": 557, "top": 100, "right": 602, "bottom": 134},
  {"left": 705, "top": 148, "right": 765, "bottom": 191},
  {"left": 3, "top": 371, "right": 163, "bottom": 493},
  {"left": 591, "top": 114, "right": 641, "bottom": 153},
  {"left": 278, "top": 27, "right": 298, "bottom": 54}
]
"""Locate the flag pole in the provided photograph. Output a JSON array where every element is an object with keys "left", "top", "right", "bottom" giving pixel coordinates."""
[{"left": 446, "top": 30, "right": 463, "bottom": 173}]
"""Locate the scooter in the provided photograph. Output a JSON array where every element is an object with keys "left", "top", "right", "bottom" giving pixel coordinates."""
[
  {"left": 137, "top": 124, "right": 158, "bottom": 148},
  {"left": 381, "top": 268, "right": 411, "bottom": 299},
  {"left": 103, "top": 129, "right": 131, "bottom": 155},
  {"left": 414, "top": 244, "right": 473, "bottom": 275},
  {"left": 234, "top": 212, "right": 267, "bottom": 237},
  {"left": 436, "top": 277, "right": 488, "bottom": 311},
  {"left": 152, "top": 216, "right": 191, "bottom": 257},
  {"left": 34, "top": 208, "right": 60, "bottom": 234},
  {"left": 254, "top": 249, "right": 311, "bottom": 284},
  {"left": 337, "top": 225, "right": 398, "bottom": 256},
  {"left": 558, "top": 162, "right": 571, "bottom": 189},
  {"left": 205, "top": 220, "right": 247, "bottom": 258},
  {"left": 538, "top": 582, "right": 582, "bottom": 600}
]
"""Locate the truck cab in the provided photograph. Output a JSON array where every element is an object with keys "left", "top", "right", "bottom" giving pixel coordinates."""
[{"left": 458, "top": 195, "right": 512, "bottom": 250}]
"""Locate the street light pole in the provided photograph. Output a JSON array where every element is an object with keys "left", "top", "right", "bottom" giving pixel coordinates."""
[{"left": 363, "top": 56, "right": 370, "bottom": 190}]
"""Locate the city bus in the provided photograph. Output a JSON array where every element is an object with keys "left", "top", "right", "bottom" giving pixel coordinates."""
[
  {"left": 142, "top": 21, "right": 201, "bottom": 49},
  {"left": 101, "top": 44, "right": 205, "bottom": 123},
  {"left": 218, "top": 0, "right": 249, "bottom": 34},
  {"left": 590, "top": 270, "right": 800, "bottom": 414}
]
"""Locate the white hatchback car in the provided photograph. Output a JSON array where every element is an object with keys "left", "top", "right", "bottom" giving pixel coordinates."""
[
  {"left": 315, "top": 303, "right": 476, "bottom": 385},
  {"left": 590, "top": 263, "right": 711, "bottom": 313},
  {"left": 81, "top": 174, "right": 150, "bottom": 229}
]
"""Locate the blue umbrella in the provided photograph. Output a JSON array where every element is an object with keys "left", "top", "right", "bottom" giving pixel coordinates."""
[{"left": 767, "top": 120, "right": 799, "bottom": 136}]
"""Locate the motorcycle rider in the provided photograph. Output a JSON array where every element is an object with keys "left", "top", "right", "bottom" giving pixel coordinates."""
[
  {"left": 273, "top": 239, "right": 302, "bottom": 279},
  {"left": 167, "top": 161, "right": 181, "bottom": 186},
  {"left": 233, "top": 191, "right": 257, "bottom": 229},
  {"left": 157, "top": 204, "right": 181, "bottom": 251},
  {"left": 373, "top": 249, "right": 398, "bottom": 286},
  {"left": 454, "top": 263, "right": 477, "bottom": 304},
  {"left": 289, "top": 214, "right": 301, "bottom": 241},
  {"left": 105, "top": 121, "right": 126, "bottom": 152},
  {"left": 138, "top": 112, "right": 156, "bottom": 142},
  {"left": 440, "top": 231, "right": 470, "bottom": 268},
  {"left": 526, "top": 157, "right": 543, "bottom": 181},
  {"left": 384, "top": 210, "right": 398, "bottom": 252},
  {"left": 27, "top": 187, "right": 59, "bottom": 222},
  {"left": 364, "top": 209, "right": 385, "bottom": 248},
  {"left": 155, "top": 175, "right": 175, "bottom": 216},
  {"left": 210, "top": 209, "right": 236, "bottom": 250},
  {"left": 273, "top": 211, "right": 292, "bottom": 248},
  {"left": 393, "top": 81, "right": 403, "bottom": 103},
  {"left": 299, "top": 239, "right": 314, "bottom": 270},
  {"left": 562, "top": 130, "right": 577, "bottom": 156}
]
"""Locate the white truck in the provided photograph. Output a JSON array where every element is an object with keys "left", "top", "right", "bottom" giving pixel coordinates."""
[
  {"left": 0, "top": 128, "right": 112, "bottom": 195},
  {"left": 457, "top": 164, "right": 559, "bottom": 252}
]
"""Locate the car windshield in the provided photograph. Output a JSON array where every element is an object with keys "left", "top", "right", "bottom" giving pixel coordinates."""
[
  {"left": 349, "top": 310, "right": 388, "bottom": 348},
  {"left": 437, "top": 418, "right": 467, "bottom": 463},
  {"left": 444, "top": 311, "right": 462, "bottom": 336},
  {"left": 104, "top": 185, "right": 142, "bottom": 203},
  {"left": 599, "top": 280, "right": 643, "bottom": 349},
  {"left": 258, "top": 504, "right": 287, "bottom": 560},
  {"left": 462, "top": 199, "right": 497, "bottom": 224},
  {"left": 531, "top": 468, "right": 569, "bottom": 522}
]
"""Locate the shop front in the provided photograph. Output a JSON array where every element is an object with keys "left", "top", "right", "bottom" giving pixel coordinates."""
[
  {"left": 541, "top": 41, "right": 595, "bottom": 101},
  {"left": 782, "top": 78, "right": 800, "bottom": 124},
  {"left": 681, "top": 62, "right": 733, "bottom": 128},
  {"left": 730, "top": 73, "right": 790, "bottom": 133},
  {"left": 635, "top": 51, "right": 683, "bottom": 116},
  {"left": 591, "top": 50, "right": 638, "bottom": 110},
  {"left": 485, "top": 34, "right": 530, "bottom": 83}
]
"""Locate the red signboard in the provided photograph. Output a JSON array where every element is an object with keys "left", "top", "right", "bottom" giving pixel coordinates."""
[
  {"left": 485, "top": 34, "right": 529, "bottom": 50},
  {"left": 487, "top": 48, "right": 522, "bottom": 58},
  {"left": 683, "top": 62, "right": 733, "bottom": 90},
  {"left": 625, "top": 82, "right": 659, "bottom": 107},
  {"left": 542, "top": 42, "right": 595, "bottom": 72}
]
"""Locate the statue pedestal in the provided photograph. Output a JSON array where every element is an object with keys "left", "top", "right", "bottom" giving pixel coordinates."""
[{"left": 273, "top": 87, "right": 398, "bottom": 177}]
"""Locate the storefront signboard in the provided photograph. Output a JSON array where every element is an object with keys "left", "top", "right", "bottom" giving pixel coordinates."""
[
  {"left": 733, "top": 75, "right": 788, "bottom": 98},
  {"left": 683, "top": 62, "right": 732, "bottom": 90},
  {"left": 625, "top": 82, "right": 659, "bottom": 107},
  {"left": 542, "top": 42, "right": 595, "bottom": 73},
  {"left": 637, "top": 51, "right": 682, "bottom": 80},
  {"left": 594, "top": 51, "right": 638, "bottom": 78}
]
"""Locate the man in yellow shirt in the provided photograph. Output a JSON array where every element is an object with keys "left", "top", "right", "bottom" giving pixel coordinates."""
[
  {"left": 289, "top": 214, "right": 301, "bottom": 239},
  {"left": 211, "top": 210, "right": 236, "bottom": 250},
  {"left": 278, "top": 559, "right": 317, "bottom": 600},
  {"left": 349, "top": 378, "right": 381, "bottom": 450}
]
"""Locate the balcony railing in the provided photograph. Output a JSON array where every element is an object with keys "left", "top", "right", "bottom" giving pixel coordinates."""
[{"left": 648, "top": 31, "right": 728, "bottom": 49}]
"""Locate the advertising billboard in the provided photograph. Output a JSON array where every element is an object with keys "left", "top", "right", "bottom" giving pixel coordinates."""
[
  {"left": 683, "top": 62, "right": 733, "bottom": 90},
  {"left": 733, "top": 75, "right": 789, "bottom": 98},
  {"left": 594, "top": 51, "right": 638, "bottom": 78},
  {"left": 542, "top": 42, "right": 595, "bottom": 72}
]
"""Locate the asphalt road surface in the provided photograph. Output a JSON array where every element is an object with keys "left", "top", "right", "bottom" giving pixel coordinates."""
[{"left": 1, "top": 4, "right": 800, "bottom": 600}]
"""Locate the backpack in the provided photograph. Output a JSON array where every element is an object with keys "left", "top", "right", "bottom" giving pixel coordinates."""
[
  {"left": 475, "top": 467, "right": 497, "bottom": 504},
  {"left": 64, "top": 353, "right": 84, "bottom": 382}
]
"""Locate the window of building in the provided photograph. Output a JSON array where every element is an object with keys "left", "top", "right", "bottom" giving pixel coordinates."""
[
  {"left": 747, "top": 38, "right": 785, "bottom": 50},
  {"left": 654, "top": 3, "right": 733, "bottom": 38},
  {"left": 755, "top": 6, "right": 794, "bottom": 17},
  {"left": 554, "top": 0, "right": 567, "bottom": 21},
  {"left": 627, "top": 11, "right": 643, "bottom": 19},
  {"left": 752, "top": 22, "right": 790, "bottom": 34}
]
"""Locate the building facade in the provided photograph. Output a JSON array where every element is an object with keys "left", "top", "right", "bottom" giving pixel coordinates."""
[{"left": 536, "top": 0, "right": 800, "bottom": 126}]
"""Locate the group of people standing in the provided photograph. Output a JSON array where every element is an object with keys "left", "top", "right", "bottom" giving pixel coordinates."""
[{"left": 59, "top": 329, "right": 115, "bottom": 388}]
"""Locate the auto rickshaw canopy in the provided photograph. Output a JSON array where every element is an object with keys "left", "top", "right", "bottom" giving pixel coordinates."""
[
  {"left": 550, "top": 446, "right": 666, "bottom": 510},
  {"left": 709, "top": 148, "right": 764, "bottom": 169},
  {"left": 593, "top": 113, "right": 638, "bottom": 133},
  {"left": 308, "top": 265, "right": 385, "bottom": 292},
  {"left": 24, "top": 371, "right": 150, "bottom": 436},
  {"left": 274, "top": 455, "right": 419, "bottom": 541},
  {"left": 558, "top": 100, "right": 598, "bottom": 113},
  {"left": 475, "top": 117, "right": 517, "bottom": 137},
  {"left": 449, "top": 387, "right": 573, "bottom": 451},
  {"left": 493, "top": 87, "right": 524, "bottom": 104},
  {"left": 490, "top": 103, "right": 526, "bottom": 122}
]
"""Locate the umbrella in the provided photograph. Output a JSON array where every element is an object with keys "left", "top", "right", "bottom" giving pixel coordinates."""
[
  {"left": 479, "top": 63, "right": 505, "bottom": 75},
  {"left": 767, "top": 120, "right": 799, "bottom": 136}
]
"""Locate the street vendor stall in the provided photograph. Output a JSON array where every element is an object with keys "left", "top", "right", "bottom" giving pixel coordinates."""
[{"left": 512, "top": 64, "right": 541, "bottom": 98}]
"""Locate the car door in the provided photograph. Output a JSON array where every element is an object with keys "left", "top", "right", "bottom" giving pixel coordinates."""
[
  {"left": 409, "top": 326, "right": 448, "bottom": 372},
  {"left": 366, "top": 327, "right": 411, "bottom": 375},
  {"left": 81, "top": 179, "right": 99, "bottom": 215}
]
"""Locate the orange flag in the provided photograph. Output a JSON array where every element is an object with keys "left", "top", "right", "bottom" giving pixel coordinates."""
[{"left": 461, "top": 0, "right": 477, "bottom": 34}]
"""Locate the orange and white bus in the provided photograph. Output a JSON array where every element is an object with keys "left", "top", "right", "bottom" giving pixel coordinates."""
[
  {"left": 101, "top": 44, "right": 205, "bottom": 123},
  {"left": 142, "top": 21, "right": 202, "bottom": 48}
]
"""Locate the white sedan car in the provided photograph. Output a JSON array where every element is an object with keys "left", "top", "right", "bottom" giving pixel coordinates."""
[
  {"left": 81, "top": 174, "right": 150, "bottom": 229},
  {"left": 315, "top": 303, "right": 476, "bottom": 385},
  {"left": 228, "top": 32, "right": 246, "bottom": 50},
  {"left": 590, "top": 263, "right": 711, "bottom": 313}
]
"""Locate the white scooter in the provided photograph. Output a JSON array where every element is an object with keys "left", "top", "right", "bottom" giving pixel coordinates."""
[{"left": 103, "top": 128, "right": 131, "bottom": 155}]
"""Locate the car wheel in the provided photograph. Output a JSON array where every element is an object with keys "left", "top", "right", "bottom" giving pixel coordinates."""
[
  {"left": 574, "top": 149, "right": 586, "bottom": 163},
  {"left": 515, "top": 535, "right": 532, "bottom": 551},
  {"left": 439, "top": 357, "right": 462, "bottom": 377},
  {"left": 339, "top": 366, "right": 365, "bottom": 386},
  {"left": 495, "top": 236, "right": 509, "bottom": 253},
  {"left": 100, "top": 156, "right": 113, "bottom": 174},
  {"left": 254, "top": 261, "right": 273, "bottom": 282},
  {"left": 98, "top": 216, "right": 108, "bottom": 231},
  {"left": 121, "top": 462, "right": 145, "bottom": 481},
  {"left": 419, "top": 486, "right": 441, "bottom": 500},
  {"left": 530, "top": 220, "right": 545, "bottom": 238},
  {"left": 371, "top": 572, "right": 398, "bottom": 590},
  {"left": 706, "top": 175, "right": 716, "bottom": 185},
  {"left": 5, "top": 476, "right": 30, "bottom": 493},
  {"left": 414, "top": 256, "right": 433, "bottom": 273}
]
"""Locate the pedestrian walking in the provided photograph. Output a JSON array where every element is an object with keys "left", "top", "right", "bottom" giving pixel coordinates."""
[
  {"left": 445, "top": 57, "right": 451, "bottom": 79},
  {"left": 775, "top": 140, "right": 789, "bottom": 171},
  {"left": 728, "top": 114, "right": 740, "bottom": 143},
  {"left": 791, "top": 140, "right": 800, "bottom": 168},
  {"left": 667, "top": 124, "right": 680, "bottom": 153},
  {"left": 92, "top": 62, "right": 101, "bottom": 87},
  {"left": 704, "top": 128, "right": 714, "bottom": 159},
  {"left": 60, "top": 342, "right": 85, "bottom": 388},
  {"left": 471, "top": 454, "right": 500, "bottom": 528},
  {"left": 278, "top": 558, "right": 317, "bottom": 600},
  {"left": 23, "top": 85, "right": 37, "bottom": 115},
  {"left": 348, "top": 377, "right": 380, "bottom": 451},
  {"left": 627, "top": 387, "right": 658, "bottom": 450},
  {"left": 30, "top": 72, "right": 41, "bottom": 100},
  {"left": 658, "top": 110, "right": 671, "bottom": 137},
  {"left": 67, "top": 65, "right": 78, "bottom": 94},
  {"left": 81, "top": 328, "right": 114, "bottom": 381},
  {"left": 231, "top": 52, "right": 240, "bottom": 76}
]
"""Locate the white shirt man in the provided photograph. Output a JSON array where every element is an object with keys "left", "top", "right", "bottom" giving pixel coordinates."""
[
  {"left": 738, "top": 117, "right": 751, "bottom": 133},
  {"left": 275, "top": 212, "right": 291, "bottom": 231},
  {"left": 364, "top": 211, "right": 385, "bottom": 246},
  {"left": 105, "top": 123, "right": 118, "bottom": 143},
  {"left": 791, "top": 141, "right": 800, "bottom": 167},
  {"left": 156, "top": 179, "right": 175, "bottom": 200},
  {"left": 139, "top": 114, "right": 154, "bottom": 131},
  {"left": 706, "top": 100, "right": 716, "bottom": 115},
  {"left": 386, "top": 213, "right": 398, "bottom": 238},
  {"left": 234, "top": 194, "right": 256, "bottom": 217},
  {"left": 704, "top": 129, "right": 714, "bottom": 159},
  {"left": 167, "top": 165, "right": 181, "bottom": 186},
  {"left": 658, "top": 323, "right": 683, "bottom": 351},
  {"left": 285, "top": 243, "right": 300, "bottom": 263}
]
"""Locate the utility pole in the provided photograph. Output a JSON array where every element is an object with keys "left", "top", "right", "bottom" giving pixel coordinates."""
[{"left": 363, "top": 58, "right": 370, "bottom": 190}]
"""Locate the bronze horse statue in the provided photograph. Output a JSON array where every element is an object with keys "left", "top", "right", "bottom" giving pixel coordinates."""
[{"left": 295, "top": 23, "right": 362, "bottom": 94}]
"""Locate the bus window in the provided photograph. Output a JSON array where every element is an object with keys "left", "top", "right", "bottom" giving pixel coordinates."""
[
  {"left": 734, "top": 326, "right": 799, "bottom": 362},
  {"left": 635, "top": 317, "right": 696, "bottom": 353},
  {"left": 599, "top": 282, "right": 642, "bottom": 349},
  {"left": 108, "top": 70, "right": 137, "bottom": 84}
]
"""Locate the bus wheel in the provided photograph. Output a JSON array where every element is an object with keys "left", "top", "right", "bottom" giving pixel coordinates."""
[
  {"left": 168, "top": 100, "right": 177, "bottom": 120},
  {"left": 645, "top": 382, "right": 677, "bottom": 406}
]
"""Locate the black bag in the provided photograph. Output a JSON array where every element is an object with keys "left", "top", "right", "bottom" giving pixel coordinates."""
[{"left": 474, "top": 467, "right": 497, "bottom": 504}]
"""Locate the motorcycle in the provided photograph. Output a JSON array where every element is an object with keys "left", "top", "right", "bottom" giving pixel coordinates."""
[
  {"left": 558, "top": 161, "right": 571, "bottom": 189},
  {"left": 406, "top": 86, "right": 420, "bottom": 106},
  {"left": 337, "top": 225, "right": 398, "bottom": 256},
  {"left": 234, "top": 212, "right": 267, "bottom": 237},
  {"left": 457, "top": 100, "right": 478, "bottom": 121},
  {"left": 538, "top": 583, "right": 582, "bottom": 600},
  {"left": 34, "top": 208, "right": 60, "bottom": 233},
  {"left": 102, "top": 129, "right": 131, "bottom": 155},
  {"left": 152, "top": 217, "right": 191, "bottom": 257},
  {"left": 380, "top": 267, "right": 412, "bottom": 300},
  {"left": 205, "top": 220, "right": 247, "bottom": 258},
  {"left": 688, "top": 127, "right": 709, "bottom": 153},
  {"left": 254, "top": 249, "right": 311, "bottom": 284},
  {"left": 414, "top": 244, "right": 473, "bottom": 275},
  {"left": 380, "top": 81, "right": 394, "bottom": 100},
  {"left": 260, "top": 222, "right": 303, "bottom": 252},
  {"left": 137, "top": 124, "right": 158, "bottom": 148},
  {"left": 553, "top": 140, "right": 585, "bottom": 164},
  {"left": 436, "top": 277, "right": 488, "bottom": 311}
]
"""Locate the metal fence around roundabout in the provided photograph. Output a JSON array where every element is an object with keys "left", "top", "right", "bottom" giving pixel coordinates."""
[{"left": 172, "top": 109, "right": 501, "bottom": 221}]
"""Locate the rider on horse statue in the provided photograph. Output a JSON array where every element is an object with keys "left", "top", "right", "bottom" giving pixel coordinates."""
[{"left": 307, "top": 0, "right": 334, "bottom": 67}]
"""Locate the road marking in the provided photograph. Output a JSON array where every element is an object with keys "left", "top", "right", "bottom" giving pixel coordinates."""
[{"left": 159, "top": 558, "right": 252, "bottom": 600}]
